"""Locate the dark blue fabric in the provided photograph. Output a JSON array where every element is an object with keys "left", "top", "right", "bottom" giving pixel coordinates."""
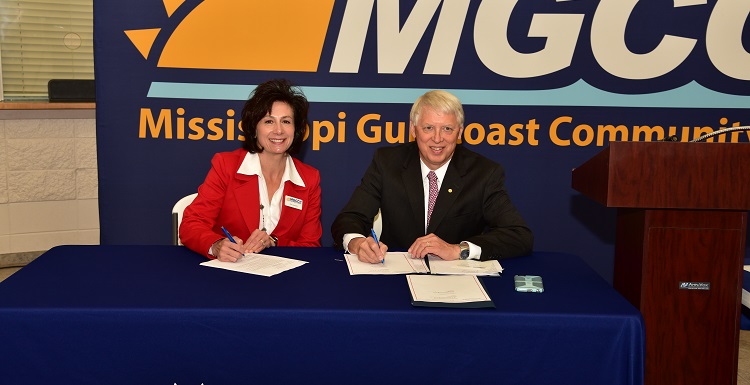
[
  {"left": 742, "top": 257, "right": 750, "bottom": 330},
  {"left": 0, "top": 246, "right": 644, "bottom": 384}
]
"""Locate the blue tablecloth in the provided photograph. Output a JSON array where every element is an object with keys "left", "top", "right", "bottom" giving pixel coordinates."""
[
  {"left": 742, "top": 257, "right": 750, "bottom": 330},
  {"left": 0, "top": 245, "right": 644, "bottom": 384}
]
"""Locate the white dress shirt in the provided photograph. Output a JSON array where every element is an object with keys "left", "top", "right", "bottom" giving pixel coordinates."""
[{"left": 237, "top": 152, "right": 306, "bottom": 234}]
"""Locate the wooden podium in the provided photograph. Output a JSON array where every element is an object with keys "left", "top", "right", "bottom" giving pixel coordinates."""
[{"left": 572, "top": 141, "right": 750, "bottom": 385}]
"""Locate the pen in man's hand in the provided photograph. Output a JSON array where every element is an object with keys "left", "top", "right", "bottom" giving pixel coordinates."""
[
  {"left": 221, "top": 226, "right": 237, "bottom": 243},
  {"left": 370, "top": 228, "right": 384, "bottom": 264}
]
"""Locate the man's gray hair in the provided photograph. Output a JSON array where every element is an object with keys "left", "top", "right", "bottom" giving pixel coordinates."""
[{"left": 410, "top": 90, "right": 465, "bottom": 127}]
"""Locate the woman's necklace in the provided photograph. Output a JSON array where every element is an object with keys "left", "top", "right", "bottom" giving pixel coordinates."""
[{"left": 259, "top": 203, "right": 266, "bottom": 232}]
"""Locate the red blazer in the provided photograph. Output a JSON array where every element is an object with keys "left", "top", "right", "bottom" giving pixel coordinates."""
[{"left": 180, "top": 148, "right": 322, "bottom": 258}]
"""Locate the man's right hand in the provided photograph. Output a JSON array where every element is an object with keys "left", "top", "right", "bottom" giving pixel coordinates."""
[{"left": 350, "top": 236, "right": 388, "bottom": 264}]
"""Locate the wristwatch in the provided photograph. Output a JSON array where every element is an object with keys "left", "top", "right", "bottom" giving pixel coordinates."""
[{"left": 459, "top": 241, "right": 470, "bottom": 260}]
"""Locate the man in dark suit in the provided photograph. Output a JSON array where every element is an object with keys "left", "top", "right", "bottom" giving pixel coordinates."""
[{"left": 332, "top": 90, "right": 533, "bottom": 263}]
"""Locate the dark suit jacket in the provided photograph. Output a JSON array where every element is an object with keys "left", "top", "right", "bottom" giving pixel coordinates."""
[
  {"left": 180, "top": 148, "right": 322, "bottom": 258},
  {"left": 331, "top": 142, "right": 533, "bottom": 260}
]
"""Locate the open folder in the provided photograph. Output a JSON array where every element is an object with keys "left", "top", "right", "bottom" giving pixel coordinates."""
[
  {"left": 427, "top": 255, "right": 503, "bottom": 276},
  {"left": 344, "top": 252, "right": 502, "bottom": 276},
  {"left": 344, "top": 252, "right": 429, "bottom": 275}
]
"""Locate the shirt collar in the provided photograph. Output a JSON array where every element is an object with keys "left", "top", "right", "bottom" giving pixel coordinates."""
[
  {"left": 419, "top": 159, "right": 450, "bottom": 182},
  {"left": 237, "top": 152, "right": 306, "bottom": 188}
]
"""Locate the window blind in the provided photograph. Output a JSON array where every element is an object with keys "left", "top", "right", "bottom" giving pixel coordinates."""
[{"left": 0, "top": 0, "right": 93, "bottom": 101}]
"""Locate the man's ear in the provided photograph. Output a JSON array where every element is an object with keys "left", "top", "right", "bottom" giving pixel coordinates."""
[{"left": 409, "top": 121, "right": 416, "bottom": 138}]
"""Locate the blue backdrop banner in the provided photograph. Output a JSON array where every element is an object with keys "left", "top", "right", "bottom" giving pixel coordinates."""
[{"left": 95, "top": 0, "right": 750, "bottom": 281}]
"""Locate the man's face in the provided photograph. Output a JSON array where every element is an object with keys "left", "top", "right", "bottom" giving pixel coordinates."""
[{"left": 410, "top": 107, "right": 463, "bottom": 170}]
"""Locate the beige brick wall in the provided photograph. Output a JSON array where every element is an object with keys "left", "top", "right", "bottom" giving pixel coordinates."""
[{"left": 0, "top": 110, "right": 98, "bottom": 257}]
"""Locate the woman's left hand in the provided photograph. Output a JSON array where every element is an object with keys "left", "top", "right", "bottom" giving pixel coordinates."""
[{"left": 242, "top": 229, "right": 275, "bottom": 254}]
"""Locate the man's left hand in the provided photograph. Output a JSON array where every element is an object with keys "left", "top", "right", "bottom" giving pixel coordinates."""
[{"left": 408, "top": 234, "right": 460, "bottom": 260}]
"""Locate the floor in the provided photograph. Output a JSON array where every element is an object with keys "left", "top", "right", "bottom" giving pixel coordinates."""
[
  {"left": 0, "top": 266, "right": 22, "bottom": 282},
  {"left": 0, "top": 265, "right": 748, "bottom": 383}
]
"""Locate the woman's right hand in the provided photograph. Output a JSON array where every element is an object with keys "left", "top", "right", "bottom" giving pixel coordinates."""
[{"left": 212, "top": 237, "right": 244, "bottom": 262}]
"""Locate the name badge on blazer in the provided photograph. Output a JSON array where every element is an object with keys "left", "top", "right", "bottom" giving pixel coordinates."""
[{"left": 285, "top": 195, "right": 303, "bottom": 210}]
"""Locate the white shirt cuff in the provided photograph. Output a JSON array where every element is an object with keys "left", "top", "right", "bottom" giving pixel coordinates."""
[
  {"left": 466, "top": 241, "right": 482, "bottom": 260},
  {"left": 343, "top": 233, "right": 365, "bottom": 253}
]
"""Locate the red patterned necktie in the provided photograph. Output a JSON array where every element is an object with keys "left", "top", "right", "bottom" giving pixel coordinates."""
[{"left": 427, "top": 171, "right": 438, "bottom": 226}]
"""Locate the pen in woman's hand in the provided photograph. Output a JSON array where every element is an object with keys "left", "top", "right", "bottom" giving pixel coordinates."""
[
  {"left": 221, "top": 226, "right": 237, "bottom": 243},
  {"left": 371, "top": 228, "right": 384, "bottom": 264}
]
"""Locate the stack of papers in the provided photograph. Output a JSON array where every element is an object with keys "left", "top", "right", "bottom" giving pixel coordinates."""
[
  {"left": 427, "top": 255, "right": 503, "bottom": 276},
  {"left": 201, "top": 253, "right": 307, "bottom": 277}
]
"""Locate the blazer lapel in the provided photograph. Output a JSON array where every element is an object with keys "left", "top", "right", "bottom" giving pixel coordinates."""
[
  {"left": 234, "top": 173, "right": 262, "bottom": 232},
  {"left": 426, "top": 152, "right": 464, "bottom": 234},
  {"left": 401, "top": 150, "right": 425, "bottom": 230}
]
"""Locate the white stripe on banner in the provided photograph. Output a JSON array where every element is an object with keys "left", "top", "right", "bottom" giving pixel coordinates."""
[{"left": 147, "top": 80, "right": 750, "bottom": 108}]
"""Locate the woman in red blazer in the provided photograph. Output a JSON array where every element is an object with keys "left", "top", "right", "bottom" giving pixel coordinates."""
[{"left": 180, "top": 79, "right": 322, "bottom": 261}]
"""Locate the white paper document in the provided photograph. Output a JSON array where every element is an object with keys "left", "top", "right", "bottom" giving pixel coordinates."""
[
  {"left": 344, "top": 252, "right": 429, "bottom": 275},
  {"left": 427, "top": 255, "right": 503, "bottom": 276},
  {"left": 744, "top": 265, "right": 749, "bottom": 273},
  {"left": 200, "top": 253, "right": 307, "bottom": 277},
  {"left": 407, "top": 274, "right": 492, "bottom": 304}
]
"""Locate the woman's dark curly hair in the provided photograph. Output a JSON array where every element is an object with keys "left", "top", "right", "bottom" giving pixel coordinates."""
[{"left": 241, "top": 79, "right": 309, "bottom": 155}]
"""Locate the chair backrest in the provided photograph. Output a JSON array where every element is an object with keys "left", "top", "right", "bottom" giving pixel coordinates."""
[
  {"left": 372, "top": 209, "right": 382, "bottom": 239},
  {"left": 172, "top": 193, "right": 197, "bottom": 245}
]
